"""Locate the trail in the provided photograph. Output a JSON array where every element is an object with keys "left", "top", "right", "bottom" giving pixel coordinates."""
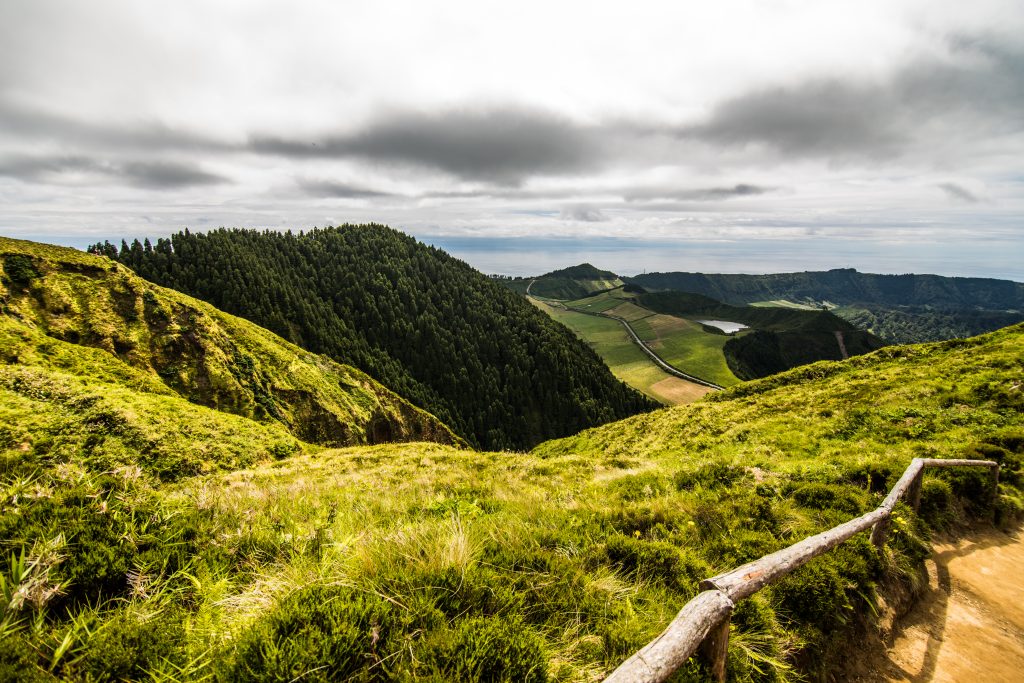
[{"left": 845, "top": 526, "right": 1024, "bottom": 682}]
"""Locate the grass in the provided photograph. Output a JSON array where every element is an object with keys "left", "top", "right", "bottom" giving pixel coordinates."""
[
  {"left": 629, "top": 314, "right": 741, "bottom": 387},
  {"left": 5, "top": 321, "right": 1021, "bottom": 681},
  {"left": 0, "top": 236, "right": 459, "bottom": 450}
]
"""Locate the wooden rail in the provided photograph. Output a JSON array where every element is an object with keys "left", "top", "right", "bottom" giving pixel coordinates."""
[{"left": 605, "top": 457, "right": 999, "bottom": 683}]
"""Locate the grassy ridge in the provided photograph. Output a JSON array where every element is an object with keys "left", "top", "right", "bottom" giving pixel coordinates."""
[
  {"left": 1, "top": 237, "right": 458, "bottom": 450},
  {"left": 3, "top": 309, "right": 1022, "bottom": 681},
  {"left": 524, "top": 264, "right": 624, "bottom": 300}
]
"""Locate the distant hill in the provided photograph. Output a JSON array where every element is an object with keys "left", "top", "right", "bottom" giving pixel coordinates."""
[
  {"left": 94, "top": 227, "right": 656, "bottom": 450},
  {"left": 1, "top": 237, "right": 458, "bottom": 461},
  {"left": 628, "top": 268, "right": 1024, "bottom": 343},
  {"left": 504, "top": 262, "right": 624, "bottom": 300}
]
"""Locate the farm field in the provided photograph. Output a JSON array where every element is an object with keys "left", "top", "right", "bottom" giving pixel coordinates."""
[
  {"left": 529, "top": 298, "right": 713, "bottom": 404},
  {"left": 561, "top": 290, "right": 742, "bottom": 388}
]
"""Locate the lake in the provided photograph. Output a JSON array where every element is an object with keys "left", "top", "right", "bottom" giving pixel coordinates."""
[{"left": 696, "top": 319, "right": 748, "bottom": 334}]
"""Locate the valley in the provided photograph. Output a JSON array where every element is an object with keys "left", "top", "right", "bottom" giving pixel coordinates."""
[{"left": 510, "top": 265, "right": 885, "bottom": 405}]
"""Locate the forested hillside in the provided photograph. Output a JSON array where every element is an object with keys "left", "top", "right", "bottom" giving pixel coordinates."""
[
  {"left": 629, "top": 268, "right": 1024, "bottom": 343},
  {"left": 93, "top": 226, "right": 655, "bottom": 449}
]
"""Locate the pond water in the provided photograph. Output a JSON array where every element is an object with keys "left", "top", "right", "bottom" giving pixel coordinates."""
[{"left": 696, "top": 319, "right": 748, "bottom": 334}]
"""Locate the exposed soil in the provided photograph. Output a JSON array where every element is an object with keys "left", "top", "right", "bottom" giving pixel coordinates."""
[
  {"left": 649, "top": 376, "right": 713, "bottom": 404},
  {"left": 843, "top": 526, "right": 1024, "bottom": 682}
]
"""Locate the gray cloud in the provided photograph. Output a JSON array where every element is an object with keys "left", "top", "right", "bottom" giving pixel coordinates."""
[
  {"left": 0, "top": 98, "right": 228, "bottom": 154},
  {"left": 560, "top": 204, "right": 608, "bottom": 222},
  {"left": 624, "top": 183, "right": 774, "bottom": 202},
  {"left": 678, "top": 38, "right": 1024, "bottom": 160},
  {"left": 937, "top": 182, "right": 979, "bottom": 203},
  {"left": 0, "top": 154, "right": 226, "bottom": 189},
  {"left": 250, "top": 108, "right": 601, "bottom": 183},
  {"left": 297, "top": 178, "right": 395, "bottom": 198},
  {"left": 119, "top": 161, "right": 226, "bottom": 189}
]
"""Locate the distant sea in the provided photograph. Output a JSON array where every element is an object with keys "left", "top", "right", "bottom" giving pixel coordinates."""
[{"left": 420, "top": 235, "right": 1024, "bottom": 281}]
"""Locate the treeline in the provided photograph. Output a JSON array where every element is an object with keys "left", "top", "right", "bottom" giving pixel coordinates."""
[
  {"left": 92, "top": 226, "right": 656, "bottom": 450},
  {"left": 628, "top": 268, "right": 1024, "bottom": 310},
  {"left": 834, "top": 305, "right": 1024, "bottom": 344}
]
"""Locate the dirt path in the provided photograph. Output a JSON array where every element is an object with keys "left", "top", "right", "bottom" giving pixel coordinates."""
[{"left": 847, "top": 526, "right": 1024, "bottom": 682}]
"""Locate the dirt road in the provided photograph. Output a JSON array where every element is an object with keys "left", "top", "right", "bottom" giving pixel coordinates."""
[{"left": 846, "top": 526, "right": 1024, "bottom": 682}]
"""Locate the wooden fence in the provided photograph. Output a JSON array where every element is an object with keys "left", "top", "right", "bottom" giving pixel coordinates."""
[{"left": 604, "top": 457, "right": 1000, "bottom": 682}]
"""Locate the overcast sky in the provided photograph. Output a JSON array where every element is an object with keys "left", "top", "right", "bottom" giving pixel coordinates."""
[{"left": 2, "top": 1, "right": 1023, "bottom": 279}]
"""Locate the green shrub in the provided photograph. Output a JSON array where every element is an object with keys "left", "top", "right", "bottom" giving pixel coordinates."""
[
  {"left": 0, "top": 635, "right": 52, "bottom": 682},
  {"left": 844, "top": 460, "right": 897, "bottom": 493},
  {"left": 931, "top": 467, "right": 993, "bottom": 514},
  {"left": 612, "top": 472, "right": 670, "bottom": 501},
  {"left": 771, "top": 558, "right": 851, "bottom": 634},
  {"left": 674, "top": 461, "right": 744, "bottom": 491},
  {"left": 71, "top": 610, "right": 184, "bottom": 682},
  {"left": 2, "top": 254, "right": 40, "bottom": 285},
  {"left": 604, "top": 534, "right": 708, "bottom": 592},
  {"left": 223, "top": 586, "right": 407, "bottom": 682},
  {"left": 918, "top": 479, "right": 957, "bottom": 530},
  {"left": 421, "top": 615, "right": 548, "bottom": 682},
  {"left": 790, "top": 482, "right": 865, "bottom": 515}
]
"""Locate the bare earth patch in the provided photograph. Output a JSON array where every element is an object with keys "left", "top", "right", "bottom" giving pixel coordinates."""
[
  {"left": 844, "top": 527, "right": 1024, "bottom": 682},
  {"left": 649, "top": 376, "right": 714, "bottom": 404}
]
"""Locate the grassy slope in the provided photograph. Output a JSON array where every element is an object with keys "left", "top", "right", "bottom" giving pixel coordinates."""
[
  {"left": 5, "top": 318, "right": 1022, "bottom": 681},
  {"left": 0, "top": 237, "right": 459, "bottom": 453}
]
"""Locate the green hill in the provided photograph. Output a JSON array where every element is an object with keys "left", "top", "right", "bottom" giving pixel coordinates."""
[
  {"left": 628, "top": 268, "right": 1024, "bottom": 343},
  {"left": 93, "top": 227, "right": 656, "bottom": 450},
  {"left": 506, "top": 262, "right": 624, "bottom": 300},
  {"left": 1, "top": 237, "right": 458, "bottom": 461},
  {"left": 3, "top": 279, "right": 1021, "bottom": 681}
]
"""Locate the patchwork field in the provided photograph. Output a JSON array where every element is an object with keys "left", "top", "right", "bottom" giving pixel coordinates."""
[
  {"left": 560, "top": 291, "right": 742, "bottom": 388},
  {"left": 529, "top": 298, "right": 712, "bottom": 404}
]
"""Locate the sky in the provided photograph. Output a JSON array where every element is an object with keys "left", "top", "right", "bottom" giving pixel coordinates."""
[{"left": 1, "top": 1, "right": 1023, "bottom": 279}]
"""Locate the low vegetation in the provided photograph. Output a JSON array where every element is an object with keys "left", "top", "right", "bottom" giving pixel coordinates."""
[{"left": 3, "top": 237, "right": 1022, "bottom": 683}]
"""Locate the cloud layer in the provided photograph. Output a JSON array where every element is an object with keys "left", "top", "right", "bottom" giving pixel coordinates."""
[{"left": 1, "top": 1, "right": 1022, "bottom": 279}]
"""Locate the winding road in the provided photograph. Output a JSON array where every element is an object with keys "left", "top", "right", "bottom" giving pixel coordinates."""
[{"left": 527, "top": 288, "right": 723, "bottom": 390}]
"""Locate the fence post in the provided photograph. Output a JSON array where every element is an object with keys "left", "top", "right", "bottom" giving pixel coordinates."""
[
  {"left": 990, "top": 466, "right": 1000, "bottom": 517},
  {"left": 870, "top": 516, "right": 890, "bottom": 547},
  {"left": 907, "top": 470, "right": 924, "bottom": 513},
  {"left": 699, "top": 615, "right": 731, "bottom": 682}
]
